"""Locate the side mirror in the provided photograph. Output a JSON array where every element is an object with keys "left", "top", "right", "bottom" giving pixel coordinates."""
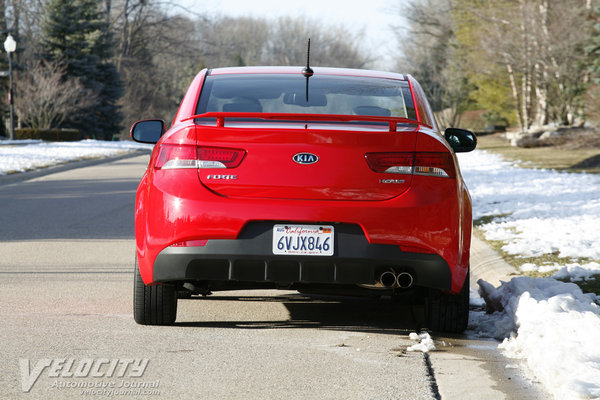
[
  {"left": 130, "top": 119, "right": 166, "bottom": 144},
  {"left": 444, "top": 128, "right": 477, "bottom": 153}
]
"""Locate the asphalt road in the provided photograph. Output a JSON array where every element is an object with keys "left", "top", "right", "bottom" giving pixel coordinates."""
[{"left": 0, "top": 154, "right": 546, "bottom": 399}]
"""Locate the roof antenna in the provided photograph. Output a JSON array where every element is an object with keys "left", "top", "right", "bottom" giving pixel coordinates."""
[
  {"left": 302, "top": 38, "right": 313, "bottom": 102},
  {"left": 302, "top": 38, "right": 314, "bottom": 77}
]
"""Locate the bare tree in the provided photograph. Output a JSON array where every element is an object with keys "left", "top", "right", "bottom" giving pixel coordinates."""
[
  {"left": 198, "top": 15, "right": 369, "bottom": 69},
  {"left": 267, "top": 16, "right": 369, "bottom": 68},
  {"left": 109, "top": 1, "right": 203, "bottom": 129},
  {"left": 15, "top": 61, "right": 98, "bottom": 129},
  {"left": 397, "top": 0, "right": 595, "bottom": 136},
  {"left": 458, "top": 0, "right": 593, "bottom": 134},
  {"left": 395, "top": 0, "right": 472, "bottom": 129},
  {"left": 198, "top": 16, "right": 270, "bottom": 67}
]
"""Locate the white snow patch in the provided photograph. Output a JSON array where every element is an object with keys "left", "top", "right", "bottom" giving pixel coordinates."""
[
  {"left": 520, "top": 261, "right": 600, "bottom": 282},
  {"left": 0, "top": 139, "right": 43, "bottom": 145},
  {"left": 552, "top": 262, "right": 600, "bottom": 282},
  {"left": 458, "top": 150, "right": 600, "bottom": 279},
  {"left": 407, "top": 332, "right": 436, "bottom": 353},
  {"left": 0, "top": 140, "right": 152, "bottom": 175},
  {"left": 475, "top": 277, "right": 600, "bottom": 399}
]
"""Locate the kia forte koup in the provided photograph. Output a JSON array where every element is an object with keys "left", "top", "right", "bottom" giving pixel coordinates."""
[{"left": 131, "top": 66, "right": 477, "bottom": 332}]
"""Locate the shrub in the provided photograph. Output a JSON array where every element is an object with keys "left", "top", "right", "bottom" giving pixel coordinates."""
[{"left": 15, "top": 128, "right": 81, "bottom": 141}]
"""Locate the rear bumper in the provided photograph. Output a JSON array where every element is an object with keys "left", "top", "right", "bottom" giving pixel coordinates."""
[{"left": 153, "top": 223, "right": 451, "bottom": 291}]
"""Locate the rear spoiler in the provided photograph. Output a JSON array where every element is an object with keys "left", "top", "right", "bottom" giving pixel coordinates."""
[{"left": 183, "top": 112, "right": 432, "bottom": 132}]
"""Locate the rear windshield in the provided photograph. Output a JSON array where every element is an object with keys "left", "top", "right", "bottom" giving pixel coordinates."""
[{"left": 196, "top": 73, "right": 417, "bottom": 122}]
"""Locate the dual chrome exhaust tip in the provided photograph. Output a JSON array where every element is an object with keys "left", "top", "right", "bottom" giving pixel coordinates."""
[{"left": 379, "top": 270, "right": 414, "bottom": 289}]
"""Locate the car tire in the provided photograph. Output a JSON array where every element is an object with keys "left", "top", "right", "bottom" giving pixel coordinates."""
[
  {"left": 133, "top": 257, "right": 177, "bottom": 325},
  {"left": 425, "top": 269, "right": 469, "bottom": 333}
]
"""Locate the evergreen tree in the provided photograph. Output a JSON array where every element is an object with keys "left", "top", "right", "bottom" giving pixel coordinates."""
[{"left": 41, "top": 0, "right": 123, "bottom": 139}]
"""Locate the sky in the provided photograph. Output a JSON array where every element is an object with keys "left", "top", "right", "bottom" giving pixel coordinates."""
[{"left": 175, "top": 0, "right": 404, "bottom": 70}]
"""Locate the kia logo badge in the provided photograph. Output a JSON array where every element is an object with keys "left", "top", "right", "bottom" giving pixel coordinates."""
[{"left": 293, "top": 153, "right": 319, "bottom": 165}]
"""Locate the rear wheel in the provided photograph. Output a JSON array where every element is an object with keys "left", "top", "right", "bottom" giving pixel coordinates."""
[
  {"left": 133, "top": 258, "right": 177, "bottom": 325},
  {"left": 425, "top": 269, "right": 469, "bottom": 333}
]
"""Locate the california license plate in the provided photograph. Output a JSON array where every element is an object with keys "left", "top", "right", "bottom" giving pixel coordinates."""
[{"left": 272, "top": 224, "right": 334, "bottom": 256}]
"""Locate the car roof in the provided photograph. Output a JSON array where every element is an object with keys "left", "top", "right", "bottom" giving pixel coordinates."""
[{"left": 208, "top": 66, "right": 406, "bottom": 81}]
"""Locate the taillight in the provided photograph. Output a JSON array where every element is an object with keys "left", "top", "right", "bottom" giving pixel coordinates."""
[
  {"left": 365, "top": 153, "right": 414, "bottom": 174},
  {"left": 154, "top": 145, "right": 245, "bottom": 170},
  {"left": 198, "top": 147, "right": 245, "bottom": 168},
  {"left": 155, "top": 144, "right": 197, "bottom": 169},
  {"left": 365, "top": 152, "right": 455, "bottom": 178},
  {"left": 414, "top": 153, "right": 456, "bottom": 178}
]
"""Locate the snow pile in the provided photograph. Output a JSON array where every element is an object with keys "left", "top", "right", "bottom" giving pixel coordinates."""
[
  {"left": 474, "top": 277, "right": 600, "bottom": 399},
  {"left": 0, "top": 140, "right": 152, "bottom": 175},
  {"left": 458, "top": 150, "right": 600, "bottom": 280},
  {"left": 407, "top": 332, "right": 436, "bottom": 353}
]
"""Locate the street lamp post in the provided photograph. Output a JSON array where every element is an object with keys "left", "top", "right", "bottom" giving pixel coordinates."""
[{"left": 4, "top": 34, "right": 16, "bottom": 141}]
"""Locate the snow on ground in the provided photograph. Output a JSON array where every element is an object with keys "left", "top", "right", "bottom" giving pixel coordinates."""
[
  {"left": 0, "top": 139, "right": 152, "bottom": 175},
  {"left": 458, "top": 150, "right": 600, "bottom": 280},
  {"left": 459, "top": 150, "right": 600, "bottom": 399}
]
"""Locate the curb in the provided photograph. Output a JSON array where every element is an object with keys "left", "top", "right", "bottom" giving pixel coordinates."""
[{"left": 470, "top": 235, "right": 519, "bottom": 289}]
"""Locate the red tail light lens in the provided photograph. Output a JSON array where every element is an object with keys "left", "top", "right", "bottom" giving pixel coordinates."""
[
  {"left": 154, "top": 145, "right": 245, "bottom": 170},
  {"left": 198, "top": 147, "right": 245, "bottom": 169},
  {"left": 155, "top": 144, "right": 197, "bottom": 169},
  {"left": 414, "top": 153, "right": 456, "bottom": 178},
  {"left": 365, "top": 153, "right": 414, "bottom": 174},
  {"left": 365, "top": 152, "right": 455, "bottom": 178}
]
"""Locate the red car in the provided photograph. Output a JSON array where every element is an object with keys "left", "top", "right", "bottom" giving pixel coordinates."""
[{"left": 131, "top": 66, "right": 477, "bottom": 332}]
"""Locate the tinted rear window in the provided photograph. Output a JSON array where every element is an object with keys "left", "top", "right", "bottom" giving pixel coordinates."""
[{"left": 196, "top": 74, "right": 417, "bottom": 121}]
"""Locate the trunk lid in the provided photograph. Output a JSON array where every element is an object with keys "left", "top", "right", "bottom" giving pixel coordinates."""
[{"left": 196, "top": 122, "right": 418, "bottom": 201}]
